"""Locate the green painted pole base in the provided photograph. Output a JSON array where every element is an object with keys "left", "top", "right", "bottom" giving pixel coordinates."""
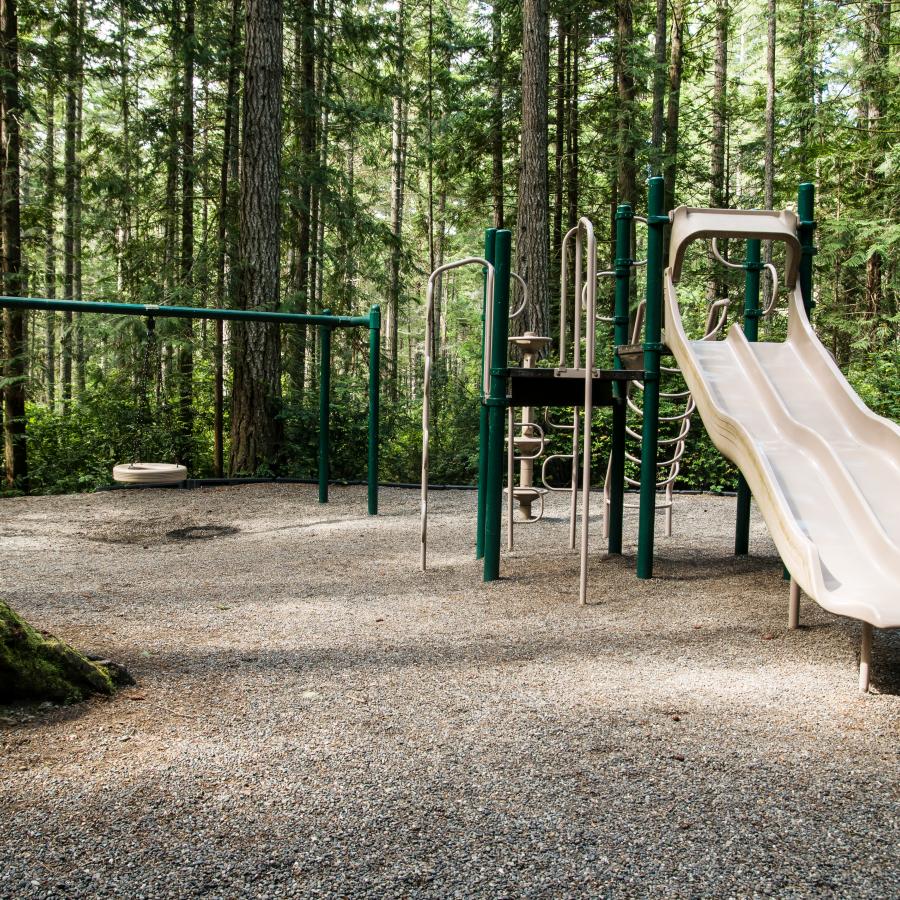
[
  {"left": 367, "top": 305, "right": 381, "bottom": 515},
  {"left": 476, "top": 229, "right": 498, "bottom": 559},
  {"left": 318, "top": 315, "right": 332, "bottom": 504},
  {"left": 636, "top": 178, "right": 666, "bottom": 579},
  {"left": 482, "top": 229, "right": 511, "bottom": 582},
  {"left": 735, "top": 475, "right": 751, "bottom": 555}
]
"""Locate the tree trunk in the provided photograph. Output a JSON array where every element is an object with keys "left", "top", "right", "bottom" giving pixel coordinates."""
[
  {"left": 566, "top": 21, "right": 579, "bottom": 229},
  {"left": 515, "top": 0, "right": 550, "bottom": 339},
  {"left": 288, "top": 0, "right": 315, "bottom": 395},
  {"left": 214, "top": 0, "right": 241, "bottom": 478},
  {"left": 1, "top": 0, "right": 26, "bottom": 490},
  {"left": 0, "top": 601, "right": 133, "bottom": 703},
  {"left": 763, "top": 0, "right": 776, "bottom": 309},
  {"left": 229, "top": 0, "right": 284, "bottom": 475},
  {"left": 663, "top": 0, "right": 685, "bottom": 223},
  {"left": 615, "top": 0, "right": 636, "bottom": 205},
  {"left": 44, "top": 82, "right": 57, "bottom": 408},
  {"left": 491, "top": 2, "right": 504, "bottom": 229},
  {"left": 178, "top": 0, "right": 195, "bottom": 468},
  {"left": 863, "top": 1, "right": 889, "bottom": 318},
  {"left": 708, "top": 0, "right": 728, "bottom": 303},
  {"left": 61, "top": 0, "right": 78, "bottom": 411},
  {"left": 73, "top": 0, "right": 84, "bottom": 394},
  {"left": 650, "top": 0, "right": 667, "bottom": 173},
  {"left": 386, "top": 0, "right": 406, "bottom": 398},
  {"left": 552, "top": 14, "right": 565, "bottom": 295}
]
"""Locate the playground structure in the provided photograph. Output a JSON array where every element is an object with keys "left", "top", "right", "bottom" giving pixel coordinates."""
[
  {"left": 420, "top": 179, "right": 900, "bottom": 692},
  {"left": 0, "top": 295, "right": 382, "bottom": 514}
]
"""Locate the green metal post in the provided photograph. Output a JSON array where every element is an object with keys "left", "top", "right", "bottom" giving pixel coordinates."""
[
  {"left": 608, "top": 203, "right": 633, "bottom": 555},
  {"left": 367, "top": 304, "right": 381, "bottom": 515},
  {"left": 483, "top": 229, "right": 511, "bottom": 582},
  {"left": 735, "top": 239, "right": 761, "bottom": 555},
  {"left": 475, "top": 228, "right": 497, "bottom": 559},
  {"left": 318, "top": 312, "right": 332, "bottom": 504},
  {"left": 797, "top": 182, "right": 816, "bottom": 317},
  {"left": 636, "top": 177, "right": 666, "bottom": 579}
]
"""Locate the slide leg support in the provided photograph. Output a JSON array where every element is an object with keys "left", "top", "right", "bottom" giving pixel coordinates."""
[
  {"left": 859, "top": 622, "right": 873, "bottom": 694},
  {"left": 788, "top": 579, "right": 800, "bottom": 630}
]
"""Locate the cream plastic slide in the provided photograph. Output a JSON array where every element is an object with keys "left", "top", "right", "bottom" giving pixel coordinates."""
[{"left": 664, "top": 207, "right": 900, "bottom": 657}]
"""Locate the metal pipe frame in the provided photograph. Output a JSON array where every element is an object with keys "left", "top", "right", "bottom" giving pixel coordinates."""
[
  {"left": 0, "top": 295, "right": 369, "bottom": 328},
  {"left": 0, "top": 295, "right": 378, "bottom": 513}
]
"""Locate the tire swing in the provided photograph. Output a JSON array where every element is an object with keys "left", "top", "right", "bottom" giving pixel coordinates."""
[{"left": 112, "top": 317, "right": 188, "bottom": 486}]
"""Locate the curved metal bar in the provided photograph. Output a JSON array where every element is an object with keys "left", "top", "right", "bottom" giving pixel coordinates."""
[
  {"left": 541, "top": 453, "right": 577, "bottom": 492},
  {"left": 510, "top": 421, "right": 547, "bottom": 461},
  {"left": 710, "top": 238, "right": 744, "bottom": 270},
  {"left": 509, "top": 272, "right": 529, "bottom": 320},
  {"left": 421, "top": 257, "right": 494, "bottom": 570},
  {"left": 559, "top": 224, "right": 580, "bottom": 368},
  {"left": 577, "top": 217, "right": 597, "bottom": 604},
  {"left": 762, "top": 262, "right": 779, "bottom": 316},
  {"left": 545, "top": 408, "right": 576, "bottom": 431}
]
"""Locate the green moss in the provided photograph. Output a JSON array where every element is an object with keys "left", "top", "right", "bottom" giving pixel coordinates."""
[{"left": 0, "top": 601, "right": 122, "bottom": 704}]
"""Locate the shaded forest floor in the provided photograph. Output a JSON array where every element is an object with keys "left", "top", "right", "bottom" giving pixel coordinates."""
[{"left": 1, "top": 484, "right": 898, "bottom": 898}]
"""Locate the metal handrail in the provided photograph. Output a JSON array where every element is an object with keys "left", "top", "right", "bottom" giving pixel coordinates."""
[{"left": 421, "top": 257, "right": 495, "bottom": 570}]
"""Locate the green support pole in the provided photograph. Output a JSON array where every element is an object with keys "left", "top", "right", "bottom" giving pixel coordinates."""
[
  {"left": 797, "top": 182, "right": 816, "bottom": 317},
  {"left": 367, "top": 304, "right": 381, "bottom": 515},
  {"left": 318, "top": 313, "right": 332, "bottom": 504},
  {"left": 475, "top": 228, "right": 497, "bottom": 559},
  {"left": 483, "top": 229, "right": 511, "bottom": 582},
  {"left": 636, "top": 177, "right": 666, "bottom": 579},
  {"left": 608, "top": 203, "right": 633, "bottom": 555},
  {"left": 735, "top": 239, "right": 761, "bottom": 555}
]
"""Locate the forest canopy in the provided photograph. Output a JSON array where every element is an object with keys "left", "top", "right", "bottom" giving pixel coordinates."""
[{"left": 0, "top": 0, "right": 897, "bottom": 494}]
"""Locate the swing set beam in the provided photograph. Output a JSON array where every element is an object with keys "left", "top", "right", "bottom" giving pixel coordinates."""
[
  {"left": 0, "top": 295, "right": 381, "bottom": 515},
  {"left": 0, "top": 295, "right": 370, "bottom": 328}
]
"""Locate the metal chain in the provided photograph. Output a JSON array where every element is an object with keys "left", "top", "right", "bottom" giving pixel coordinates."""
[{"left": 131, "top": 318, "right": 158, "bottom": 463}]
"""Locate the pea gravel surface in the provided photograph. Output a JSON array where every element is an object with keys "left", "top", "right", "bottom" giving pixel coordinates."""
[{"left": 1, "top": 484, "right": 898, "bottom": 899}]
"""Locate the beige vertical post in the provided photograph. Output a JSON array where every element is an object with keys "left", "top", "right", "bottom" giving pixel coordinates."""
[
  {"left": 859, "top": 622, "right": 873, "bottom": 694},
  {"left": 788, "top": 579, "right": 800, "bottom": 629}
]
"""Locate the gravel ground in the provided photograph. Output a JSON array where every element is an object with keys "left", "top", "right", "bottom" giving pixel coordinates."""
[{"left": 1, "top": 483, "right": 898, "bottom": 899}]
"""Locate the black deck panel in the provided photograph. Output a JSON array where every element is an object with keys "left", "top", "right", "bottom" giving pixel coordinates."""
[{"left": 507, "top": 366, "right": 644, "bottom": 407}]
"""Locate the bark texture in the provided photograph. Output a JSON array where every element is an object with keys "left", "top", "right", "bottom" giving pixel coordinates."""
[
  {"left": 515, "top": 0, "right": 550, "bottom": 339},
  {"left": 229, "top": 0, "right": 284, "bottom": 475},
  {"left": 1, "top": 0, "right": 27, "bottom": 490}
]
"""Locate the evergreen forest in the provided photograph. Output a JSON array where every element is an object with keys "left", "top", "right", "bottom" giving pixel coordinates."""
[{"left": 0, "top": 0, "right": 897, "bottom": 494}]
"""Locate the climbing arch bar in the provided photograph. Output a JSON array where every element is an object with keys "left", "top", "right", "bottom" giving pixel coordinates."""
[{"left": 0, "top": 295, "right": 381, "bottom": 515}]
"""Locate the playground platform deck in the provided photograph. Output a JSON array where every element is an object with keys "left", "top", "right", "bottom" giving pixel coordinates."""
[{"left": 1, "top": 484, "right": 898, "bottom": 897}]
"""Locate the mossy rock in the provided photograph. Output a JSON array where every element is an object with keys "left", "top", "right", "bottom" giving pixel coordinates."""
[{"left": 0, "top": 601, "right": 133, "bottom": 704}]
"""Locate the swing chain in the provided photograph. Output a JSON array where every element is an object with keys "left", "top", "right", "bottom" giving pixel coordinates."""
[{"left": 132, "top": 317, "right": 159, "bottom": 464}]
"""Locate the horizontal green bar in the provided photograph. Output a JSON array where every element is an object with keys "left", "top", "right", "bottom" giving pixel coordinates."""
[{"left": 0, "top": 295, "right": 369, "bottom": 328}]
